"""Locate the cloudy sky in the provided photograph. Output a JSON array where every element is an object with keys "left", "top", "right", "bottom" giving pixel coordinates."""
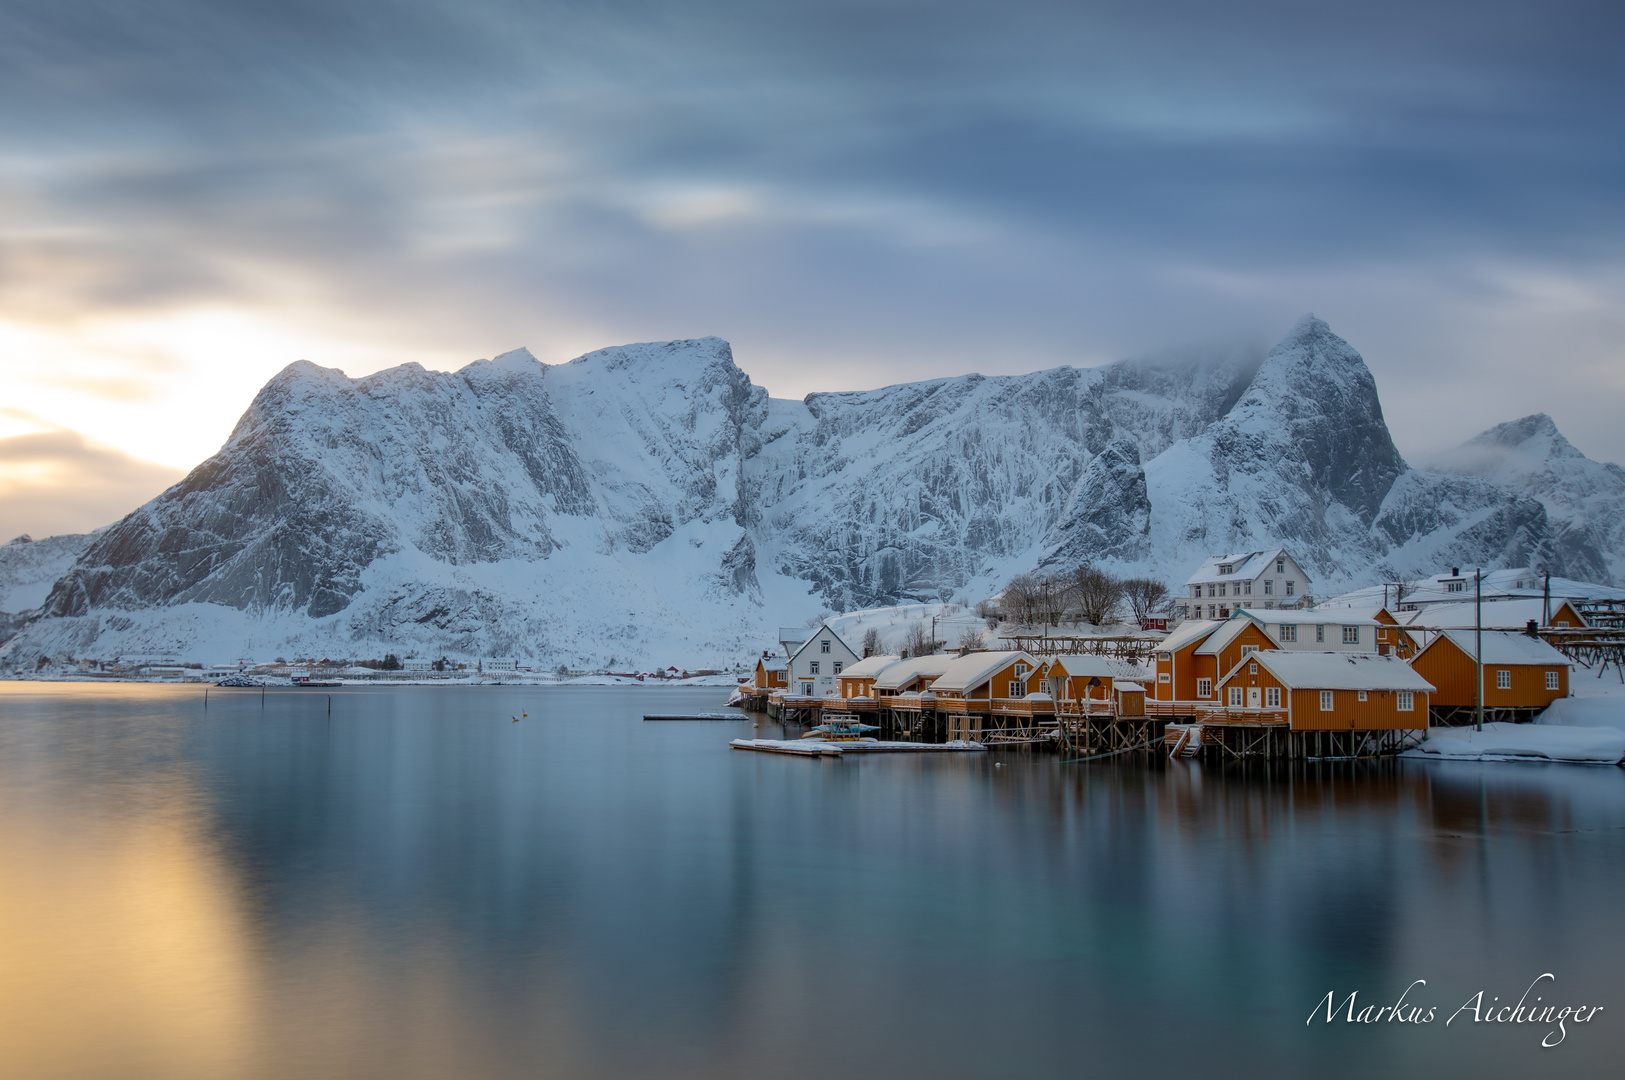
[{"left": 2, "top": 0, "right": 1622, "bottom": 540}]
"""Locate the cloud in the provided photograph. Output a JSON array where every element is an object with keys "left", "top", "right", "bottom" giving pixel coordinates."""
[
  {"left": 0, "top": 430, "right": 185, "bottom": 541},
  {"left": 0, "top": 0, "right": 1623, "bottom": 473}
]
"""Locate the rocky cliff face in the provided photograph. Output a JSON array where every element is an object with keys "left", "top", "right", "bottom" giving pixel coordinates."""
[{"left": 4, "top": 319, "right": 1622, "bottom": 666}]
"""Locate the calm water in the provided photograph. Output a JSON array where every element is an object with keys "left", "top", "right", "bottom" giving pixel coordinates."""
[{"left": 1, "top": 683, "right": 1622, "bottom": 1079}]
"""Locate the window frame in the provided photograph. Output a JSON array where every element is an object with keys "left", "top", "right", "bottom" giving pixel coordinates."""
[
  {"left": 1342, "top": 626, "right": 1360, "bottom": 645},
  {"left": 1397, "top": 691, "right": 1414, "bottom": 712},
  {"left": 1546, "top": 671, "right": 1560, "bottom": 690},
  {"left": 1319, "top": 690, "right": 1334, "bottom": 711},
  {"left": 1496, "top": 669, "right": 1511, "bottom": 690},
  {"left": 1265, "top": 686, "right": 1281, "bottom": 708},
  {"left": 1197, "top": 678, "right": 1212, "bottom": 699}
]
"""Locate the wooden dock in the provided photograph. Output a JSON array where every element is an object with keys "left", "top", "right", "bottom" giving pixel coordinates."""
[
  {"left": 643, "top": 712, "right": 745, "bottom": 721},
  {"left": 730, "top": 738, "right": 985, "bottom": 757}
]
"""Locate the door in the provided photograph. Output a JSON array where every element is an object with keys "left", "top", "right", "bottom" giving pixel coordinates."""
[{"left": 1247, "top": 687, "right": 1261, "bottom": 709}]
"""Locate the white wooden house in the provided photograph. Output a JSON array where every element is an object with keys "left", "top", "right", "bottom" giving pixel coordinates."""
[
  {"left": 1177, "top": 548, "right": 1313, "bottom": 620},
  {"left": 786, "top": 623, "right": 862, "bottom": 697}
]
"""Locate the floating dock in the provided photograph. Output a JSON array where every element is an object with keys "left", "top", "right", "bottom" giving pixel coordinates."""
[
  {"left": 730, "top": 738, "right": 985, "bottom": 756},
  {"left": 643, "top": 712, "right": 744, "bottom": 721}
]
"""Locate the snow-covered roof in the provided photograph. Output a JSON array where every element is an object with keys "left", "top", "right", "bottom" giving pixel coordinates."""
[
  {"left": 929, "top": 650, "right": 1038, "bottom": 693},
  {"left": 1403, "top": 598, "right": 1585, "bottom": 630},
  {"left": 1041, "top": 654, "right": 1119, "bottom": 679},
  {"left": 837, "top": 654, "right": 901, "bottom": 680},
  {"left": 1428, "top": 630, "right": 1571, "bottom": 666},
  {"left": 1183, "top": 548, "right": 1296, "bottom": 587},
  {"left": 1319, "top": 569, "right": 1625, "bottom": 611},
  {"left": 873, "top": 654, "right": 956, "bottom": 690},
  {"left": 788, "top": 623, "right": 857, "bottom": 662},
  {"left": 758, "top": 656, "right": 788, "bottom": 672},
  {"left": 1194, "top": 616, "right": 1269, "bottom": 655},
  {"left": 778, "top": 627, "right": 811, "bottom": 644},
  {"left": 1115, "top": 682, "right": 1146, "bottom": 693},
  {"left": 1246, "top": 651, "right": 1436, "bottom": 692},
  {"left": 1260, "top": 610, "right": 1382, "bottom": 626},
  {"left": 1154, "top": 619, "right": 1221, "bottom": 654}
]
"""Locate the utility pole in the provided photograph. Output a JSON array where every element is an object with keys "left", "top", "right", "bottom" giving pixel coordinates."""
[{"left": 1475, "top": 568, "right": 1484, "bottom": 732}]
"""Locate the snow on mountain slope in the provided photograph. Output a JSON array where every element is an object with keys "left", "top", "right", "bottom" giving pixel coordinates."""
[
  {"left": 1424, "top": 413, "right": 1625, "bottom": 585},
  {"left": 4, "top": 320, "right": 1623, "bottom": 668}
]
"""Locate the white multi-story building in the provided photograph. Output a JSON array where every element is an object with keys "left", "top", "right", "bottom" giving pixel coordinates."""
[{"left": 1176, "top": 548, "right": 1312, "bottom": 621}]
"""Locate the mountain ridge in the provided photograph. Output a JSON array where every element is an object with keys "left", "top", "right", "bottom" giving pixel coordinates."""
[{"left": 2, "top": 319, "right": 1621, "bottom": 667}]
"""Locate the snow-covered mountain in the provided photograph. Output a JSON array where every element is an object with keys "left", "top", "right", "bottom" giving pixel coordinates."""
[{"left": 3, "top": 316, "right": 1621, "bottom": 667}]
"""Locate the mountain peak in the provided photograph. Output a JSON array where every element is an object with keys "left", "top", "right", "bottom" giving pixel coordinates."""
[{"left": 1467, "top": 413, "right": 1562, "bottom": 450}]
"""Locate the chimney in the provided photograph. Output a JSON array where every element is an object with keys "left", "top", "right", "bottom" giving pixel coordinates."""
[
  {"left": 1526, "top": 620, "right": 1539, "bottom": 638},
  {"left": 1452, "top": 567, "right": 1460, "bottom": 577}
]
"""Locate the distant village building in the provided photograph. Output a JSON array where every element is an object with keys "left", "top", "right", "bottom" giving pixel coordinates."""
[
  {"left": 1322, "top": 567, "right": 1625, "bottom": 615},
  {"left": 786, "top": 623, "right": 860, "bottom": 697},
  {"left": 1177, "top": 548, "right": 1312, "bottom": 621},
  {"left": 483, "top": 658, "right": 518, "bottom": 672}
]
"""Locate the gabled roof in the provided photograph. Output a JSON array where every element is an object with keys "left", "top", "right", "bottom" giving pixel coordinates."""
[
  {"left": 837, "top": 654, "right": 901, "bottom": 680},
  {"left": 1155, "top": 619, "right": 1221, "bottom": 654},
  {"left": 873, "top": 654, "right": 956, "bottom": 690},
  {"left": 1262, "top": 609, "right": 1382, "bottom": 626},
  {"left": 1242, "top": 651, "right": 1435, "bottom": 692},
  {"left": 757, "top": 656, "right": 788, "bottom": 672},
  {"left": 788, "top": 623, "right": 857, "bottom": 663},
  {"left": 1194, "top": 614, "right": 1271, "bottom": 655},
  {"left": 928, "top": 650, "right": 1038, "bottom": 693},
  {"left": 1403, "top": 598, "right": 1587, "bottom": 630},
  {"left": 1041, "top": 654, "right": 1119, "bottom": 679},
  {"left": 1183, "top": 549, "right": 1297, "bottom": 587},
  {"left": 1426, "top": 630, "right": 1571, "bottom": 666},
  {"left": 779, "top": 627, "right": 811, "bottom": 645}
]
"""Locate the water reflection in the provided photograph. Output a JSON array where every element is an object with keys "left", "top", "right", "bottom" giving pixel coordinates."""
[{"left": 1, "top": 684, "right": 1621, "bottom": 1079}]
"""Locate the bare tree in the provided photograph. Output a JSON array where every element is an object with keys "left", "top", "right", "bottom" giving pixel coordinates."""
[
  {"left": 861, "top": 626, "right": 883, "bottom": 657},
  {"left": 1003, "top": 571, "right": 1071, "bottom": 628},
  {"left": 804, "top": 610, "right": 834, "bottom": 628},
  {"left": 1121, "top": 577, "right": 1170, "bottom": 625},
  {"left": 901, "top": 620, "right": 938, "bottom": 657},
  {"left": 1070, "top": 563, "right": 1123, "bottom": 626},
  {"left": 957, "top": 627, "right": 986, "bottom": 651}
]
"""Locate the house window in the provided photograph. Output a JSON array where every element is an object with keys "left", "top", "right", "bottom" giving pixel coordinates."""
[
  {"left": 809, "top": 662, "right": 820, "bottom": 675},
  {"left": 1249, "top": 662, "right": 1258, "bottom": 674},
  {"left": 1266, "top": 687, "right": 1281, "bottom": 708},
  {"left": 1008, "top": 680, "right": 1024, "bottom": 697},
  {"left": 1546, "top": 671, "right": 1560, "bottom": 690},
  {"left": 1557, "top": 620, "right": 1571, "bottom": 627},
  {"left": 1243, "top": 581, "right": 1252, "bottom": 595},
  {"left": 833, "top": 662, "right": 843, "bottom": 674},
  {"left": 1357, "top": 690, "right": 1368, "bottom": 702},
  {"left": 1197, "top": 678, "right": 1212, "bottom": 699},
  {"left": 1229, "top": 686, "right": 1244, "bottom": 706},
  {"left": 1159, "top": 673, "right": 1171, "bottom": 684},
  {"left": 1397, "top": 691, "right": 1414, "bottom": 711},
  {"left": 801, "top": 682, "right": 813, "bottom": 695},
  {"left": 1192, "top": 586, "right": 1202, "bottom": 598},
  {"left": 1014, "top": 663, "right": 1028, "bottom": 677},
  {"left": 1264, "top": 580, "right": 1273, "bottom": 595},
  {"left": 1286, "top": 581, "right": 1295, "bottom": 596},
  {"left": 821, "top": 640, "right": 830, "bottom": 653},
  {"left": 1316, "top": 625, "right": 1325, "bottom": 643},
  {"left": 1377, "top": 629, "right": 1388, "bottom": 641},
  {"left": 1241, "top": 645, "right": 1257, "bottom": 658},
  {"left": 1208, "top": 605, "right": 1217, "bottom": 618},
  {"left": 1446, "top": 581, "right": 1465, "bottom": 593},
  {"left": 1497, "top": 670, "right": 1511, "bottom": 690},
  {"left": 1342, "top": 626, "right": 1359, "bottom": 644},
  {"left": 1320, "top": 690, "right": 1334, "bottom": 711},
  {"left": 1276, "top": 557, "right": 1285, "bottom": 572},
  {"left": 1279, "top": 624, "right": 1297, "bottom": 643},
  {"left": 1219, "top": 564, "right": 1232, "bottom": 575},
  {"left": 1208, "top": 584, "right": 1216, "bottom": 597}
]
